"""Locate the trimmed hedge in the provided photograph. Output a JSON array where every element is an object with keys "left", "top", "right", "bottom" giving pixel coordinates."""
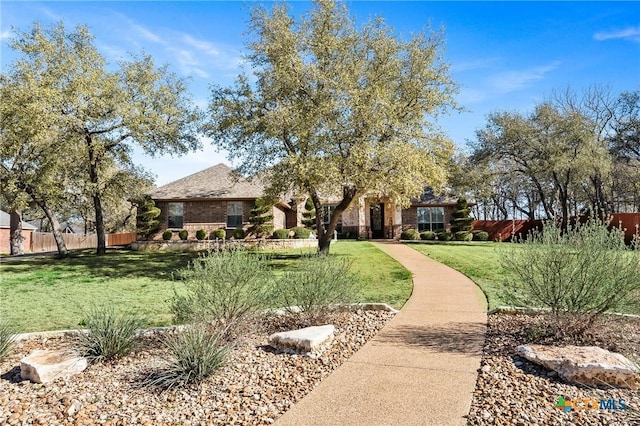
[
  {"left": 291, "top": 226, "right": 312, "bottom": 239},
  {"left": 437, "top": 231, "right": 452, "bottom": 241},
  {"left": 272, "top": 229, "right": 290, "bottom": 239},
  {"left": 401, "top": 229, "right": 420, "bottom": 240},
  {"left": 420, "top": 231, "right": 436, "bottom": 240},
  {"left": 232, "top": 228, "right": 246, "bottom": 239},
  {"left": 162, "top": 230, "right": 173, "bottom": 241},
  {"left": 178, "top": 230, "right": 189, "bottom": 240},
  {"left": 212, "top": 228, "right": 226, "bottom": 240},
  {"left": 196, "top": 229, "right": 207, "bottom": 240},
  {"left": 473, "top": 231, "right": 489, "bottom": 241}
]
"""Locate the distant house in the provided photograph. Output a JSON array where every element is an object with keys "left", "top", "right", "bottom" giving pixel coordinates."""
[
  {"left": 149, "top": 164, "right": 461, "bottom": 240},
  {"left": 0, "top": 210, "right": 37, "bottom": 253},
  {"left": 149, "top": 164, "right": 297, "bottom": 239}
]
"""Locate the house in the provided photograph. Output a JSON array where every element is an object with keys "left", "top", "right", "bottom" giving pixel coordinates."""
[
  {"left": 0, "top": 210, "right": 37, "bottom": 253},
  {"left": 149, "top": 164, "right": 460, "bottom": 240},
  {"left": 149, "top": 164, "right": 297, "bottom": 239}
]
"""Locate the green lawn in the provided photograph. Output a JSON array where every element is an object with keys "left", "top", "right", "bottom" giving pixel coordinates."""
[
  {"left": 408, "top": 242, "right": 511, "bottom": 310},
  {"left": 0, "top": 242, "right": 412, "bottom": 332}
]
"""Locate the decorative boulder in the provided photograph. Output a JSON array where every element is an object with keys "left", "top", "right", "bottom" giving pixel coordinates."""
[
  {"left": 20, "top": 350, "right": 88, "bottom": 384},
  {"left": 269, "top": 325, "right": 335, "bottom": 354},
  {"left": 516, "top": 344, "right": 640, "bottom": 390}
]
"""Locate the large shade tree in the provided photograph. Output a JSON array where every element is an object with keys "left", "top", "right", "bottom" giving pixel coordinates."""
[
  {"left": 3, "top": 22, "right": 201, "bottom": 255},
  {"left": 206, "top": 0, "right": 458, "bottom": 254}
]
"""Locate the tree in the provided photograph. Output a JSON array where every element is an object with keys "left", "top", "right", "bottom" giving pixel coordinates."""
[
  {"left": 247, "top": 196, "right": 274, "bottom": 237},
  {"left": 302, "top": 197, "right": 316, "bottom": 229},
  {"left": 134, "top": 195, "right": 161, "bottom": 240},
  {"left": 206, "top": 0, "right": 457, "bottom": 254},
  {"left": 450, "top": 197, "right": 473, "bottom": 233},
  {"left": 5, "top": 22, "right": 201, "bottom": 255}
]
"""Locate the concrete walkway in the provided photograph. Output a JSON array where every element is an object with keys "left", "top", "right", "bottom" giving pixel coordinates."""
[{"left": 276, "top": 242, "right": 487, "bottom": 426}]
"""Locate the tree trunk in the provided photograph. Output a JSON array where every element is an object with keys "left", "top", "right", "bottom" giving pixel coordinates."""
[
  {"left": 9, "top": 210, "right": 25, "bottom": 255},
  {"left": 93, "top": 192, "right": 106, "bottom": 255},
  {"left": 87, "top": 135, "right": 107, "bottom": 255},
  {"left": 19, "top": 182, "right": 68, "bottom": 258},
  {"left": 308, "top": 185, "right": 357, "bottom": 256}
]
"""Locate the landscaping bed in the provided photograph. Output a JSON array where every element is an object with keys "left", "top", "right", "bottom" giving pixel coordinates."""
[
  {"left": 467, "top": 312, "right": 640, "bottom": 425},
  {"left": 0, "top": 310, "right": 394, "bottom": 425}
]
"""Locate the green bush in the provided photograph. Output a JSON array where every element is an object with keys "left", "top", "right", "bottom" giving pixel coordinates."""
[
  {"left": 454, "top": 231, "right": 473, "bottom": 242},
  {"left": 500, "top": 218, "right": 640, "bottom": 335},
  {"left": 473, "top": 231, "right": 489, "bottom": 241},
  {"left": 213, "top": 228, "right": 226, "bottom": 239},
  {"left": 291, "top": 226, "right": 311, "bottom": 239},
  {"left": 232, "top": 228, "right": 246, "bottom": 239},
  {"left": 75, "top": 306, "right": 144, "bottom": 364},
  {"left": 0, "top": 319, "right": 16, "bottom": 362},
  {"left": 171, "top": 250, "right": 276, "bottom": 326},
  {"left": 162, "top": 230, "right": 173, "bottom": 241},
  {"left": 195, "top": 229, "right": 207, "bottom": 240},
  {"left": 146, "top": 325, "right": 230, "bottom": 390},
  {"left": 400, "top": 229, "right": 420, "bottom": 240},
  {"left": 178, "top": 230, "right": 189, "bottom": 240},
  {"left": 420, "top": 231, "right": 436, "bottom": 240},
  {"left": 437, "top": 231, "right": 452, "bottom": 241},
  {"left": 280, "top": 256, "right": 362, "bottom": 323},
  {"left": 272, "top": 228, "right": 290, "bottom": 239}
]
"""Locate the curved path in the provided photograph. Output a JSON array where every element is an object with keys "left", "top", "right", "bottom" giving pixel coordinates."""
[{"left": 276, "top": 242, "right": 488, "bottom": 426}]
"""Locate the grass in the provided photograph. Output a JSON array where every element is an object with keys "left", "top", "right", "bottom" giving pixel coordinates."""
[
  {"left": 0, "top": 242, "right": 412, "bottom": 333},
  {"left": 408, "top": 242, "right": 511, "bottom": 310}
]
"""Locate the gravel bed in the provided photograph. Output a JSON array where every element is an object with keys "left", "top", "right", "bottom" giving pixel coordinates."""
[
  {"left": 467, "top": 313, "right": 640, "bottom": 426},
  {"left": 0, "top": 310, "right": 394, "bottom": 425}
]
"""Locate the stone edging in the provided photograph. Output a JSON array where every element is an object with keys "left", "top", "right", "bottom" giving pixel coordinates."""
[
  {"left": 14, "top": 303, "right": 398, "bottom": 342},
  {"left": 488, "top": 305, "right": 640, "bottom": 319}
]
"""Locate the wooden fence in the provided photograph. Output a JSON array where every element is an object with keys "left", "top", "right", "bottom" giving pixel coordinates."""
[{"left": 30, "top": 232, "right": 137, "bottom": 253}]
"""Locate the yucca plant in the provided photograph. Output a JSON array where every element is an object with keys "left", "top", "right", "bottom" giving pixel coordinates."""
[
  {"left": 146, "top": 325, "right": 230, "bottom": 390},
  {"left": 76, "top": 305, "right": 145, "bottom": 364},
  {"left": 0, "top": 319, "right": 16, "bottom": 361}
]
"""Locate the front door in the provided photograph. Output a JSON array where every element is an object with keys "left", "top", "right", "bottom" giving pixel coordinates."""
[{"left": 370, "top": 203, "right": 385, "bottom": 239}]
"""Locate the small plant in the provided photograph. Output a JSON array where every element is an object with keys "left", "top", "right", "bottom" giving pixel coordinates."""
[
  {"left": 450, "top": 197, "right": 474, "bottom": 233},
  {"left": 134, "top": 195, "right": 161, "bottom": 240},
  {"left": 146, "top": 325, "right": 230, "bottom": 390},
  {"left": 195, "top": 229, "right": 207, "bottom": 240},
  {"left": 302, "top": 198, "right": 316, "bottom": 229},
  {"left": 248, "top": 197, "right": 274, "bottom": 237},
  {"left": 75, "top": 305, "right": 144, "bottom": 364},
  {"left": 279, "top": 256, "right": 362, "bottom": 323},
  {"left": 178, "top": 230, "right": 189, "bottom": 240},
  {"left": 0, "top": 319, "right": 16, "bottom": 362},
  {"left": 473, "top": 231, "right": 489, "bottom": 241},
  {"left": 213, "top": 228, "right": 226, "bottom": 239},
  {"left": 171, "top": 250, "right": 276, "bottom": 326},
  {"left": 232, "top": 228, "right": 246, "bottom": 239},
  {"left": 291, "top": 226, "right": 311, "bottom": 239},
  {"left": 420, "top": 231, "right": 436, "bottom": 240},
  {"left": 162, "top": 230, "right": 173, "bottom": 241},
  {"left": 400, "top": 229, "right": 420, "bottom": 240},
  {"left": 272, "top": 228, "right": 290, "bottom": 239},
  {"left": 454, "top": 231, "right": 472, "bottom": 241},
  {"left": 436, "top": 231, "right": 452, "bottom": 241}
]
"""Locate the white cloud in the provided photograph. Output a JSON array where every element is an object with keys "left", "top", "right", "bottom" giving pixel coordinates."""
[
  {"left": 451, "top": 57, "right": 497, "bottom": 73},
  {"left": 131, "top": 23, "right": 164, "bottom": 44},
  {"left": 182, "top": 34, "right": 220, "bottom": 58},
  {"left": 489, "top": 62, "right": 560, "bottom": 94},
  {"left": 594, "top": 27, "right": 640, "bottom": 43},
  {"left": 1, "top": 29, "right": 11, "bottom": 40}
]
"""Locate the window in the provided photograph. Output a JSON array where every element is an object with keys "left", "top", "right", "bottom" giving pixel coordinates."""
[
  {"left": 322, "top": 205, "right": 342, "bottom": 232},
  {"left": 417, "top": 207, "right": 444, "bottom": 232},
  {"left": 167, "top": 202, "right": 184, "bottom": 228},
  {"left": 227, "top": 202, "right": 243, "bottom": 228}
]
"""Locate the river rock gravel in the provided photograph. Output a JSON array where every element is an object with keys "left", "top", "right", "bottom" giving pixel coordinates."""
[{"left": 0, "top": 310, "right": 394, "bottom": 425}]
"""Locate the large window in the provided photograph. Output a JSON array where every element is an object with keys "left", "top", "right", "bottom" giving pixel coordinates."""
[
  {"left": 417, "top": 207, "right": 444, "bottom": 232},
  {"left": 322, "top": 205, "right": 342, "bottom": 232},
  {"left": 167, "top": 202, "right": 184, "bottom": 228},
  {"left": 227, "top": 202, "right": 243, "bottom": 228}
]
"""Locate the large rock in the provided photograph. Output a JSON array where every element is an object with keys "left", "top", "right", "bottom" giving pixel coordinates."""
[
  {"left": 20, "top": 349, "right": 88, "bottom": 383},
  {"left": 269, "top": 325, "right": 335, "bottom": 354},
  {"left": 517, "top": 344, "right": 640, "bottom": 390}
]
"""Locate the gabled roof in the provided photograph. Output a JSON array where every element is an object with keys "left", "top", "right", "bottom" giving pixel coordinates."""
[
  {"left": 150, "top": 163, "right": 266, "bottom": 200},
  {"left": 0, "top": 210, "right": 38, "bottom": 230},
  {"left": 411, "top": 187, "right": 459, "bottom": 206}
]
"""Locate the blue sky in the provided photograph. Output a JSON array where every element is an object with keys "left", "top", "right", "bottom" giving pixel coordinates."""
[{"left": 2, "top": 1, "right": 639, "bottom": 186}]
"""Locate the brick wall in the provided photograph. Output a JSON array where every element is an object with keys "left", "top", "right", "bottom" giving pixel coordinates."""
[
  {"left": 401, "top": 206, "right": 454, "bottom": 231},
  {"left": 0, "top": 229, "right": 33, "bottom": 254}
]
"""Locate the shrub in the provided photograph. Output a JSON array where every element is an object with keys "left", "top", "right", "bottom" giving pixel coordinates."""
[
  {"left": 420, "top": 231, "right": 436, "bottom": 240},
  {"left": 280, "top": 256, "right": 362, "bottom": 323},
  {"left": 195, "top": 229, "right": 207, "bottom": 240},
  {"left": 302, "top": 198, "right": 316, "bottom": 229},
  {"left": 400, "top": 229, "right": 420, "bottom": 240},
  {"left": 0, "top": 319, "right": 16, "bottom": 362},
  {"left": 454, "top": 231, "right": 473, "bottom": 241},
  {"left": 213, "top": 228, "right": 226, "bottom": 240},
  {"left": 162, "top": 230, "right": 173, "bottom": 241},
  {"left": 291, "top": 226, "right": 311, "bottom": 239},
  {"left": 178, "top": 230, "right": 189, "bottom": 240},
  {"left": 146, "top": 325, "right": 230, "bottom": 390},
  {"left": 473, "top": 231, "right": 489, "bottom": 241},
  {"left": 248, "top": 197, "right": 274, "bottom": 237},
  {"left": 135, "top": 195, "right": 161, "bottom": 240},
  {"left": 450, "top": 197, "right": 474, "bottom": 233},
  {"left": 171, "top": 250, "right": 276, "bottom": 326},
  {"left": 272, "top": 228, "right": 290, "bottom": 239},
  {"left": 436, "top": 231, "right": 452, "bottom": 241},
  {"left": 232, "top": 228, "right": 245, "bottom": 239},
  {"left": 500, "top": 218, "right": 640, "bottom": 335},
  {"left": 75, "top": 305, "right": 144, "bottom": 364}
]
